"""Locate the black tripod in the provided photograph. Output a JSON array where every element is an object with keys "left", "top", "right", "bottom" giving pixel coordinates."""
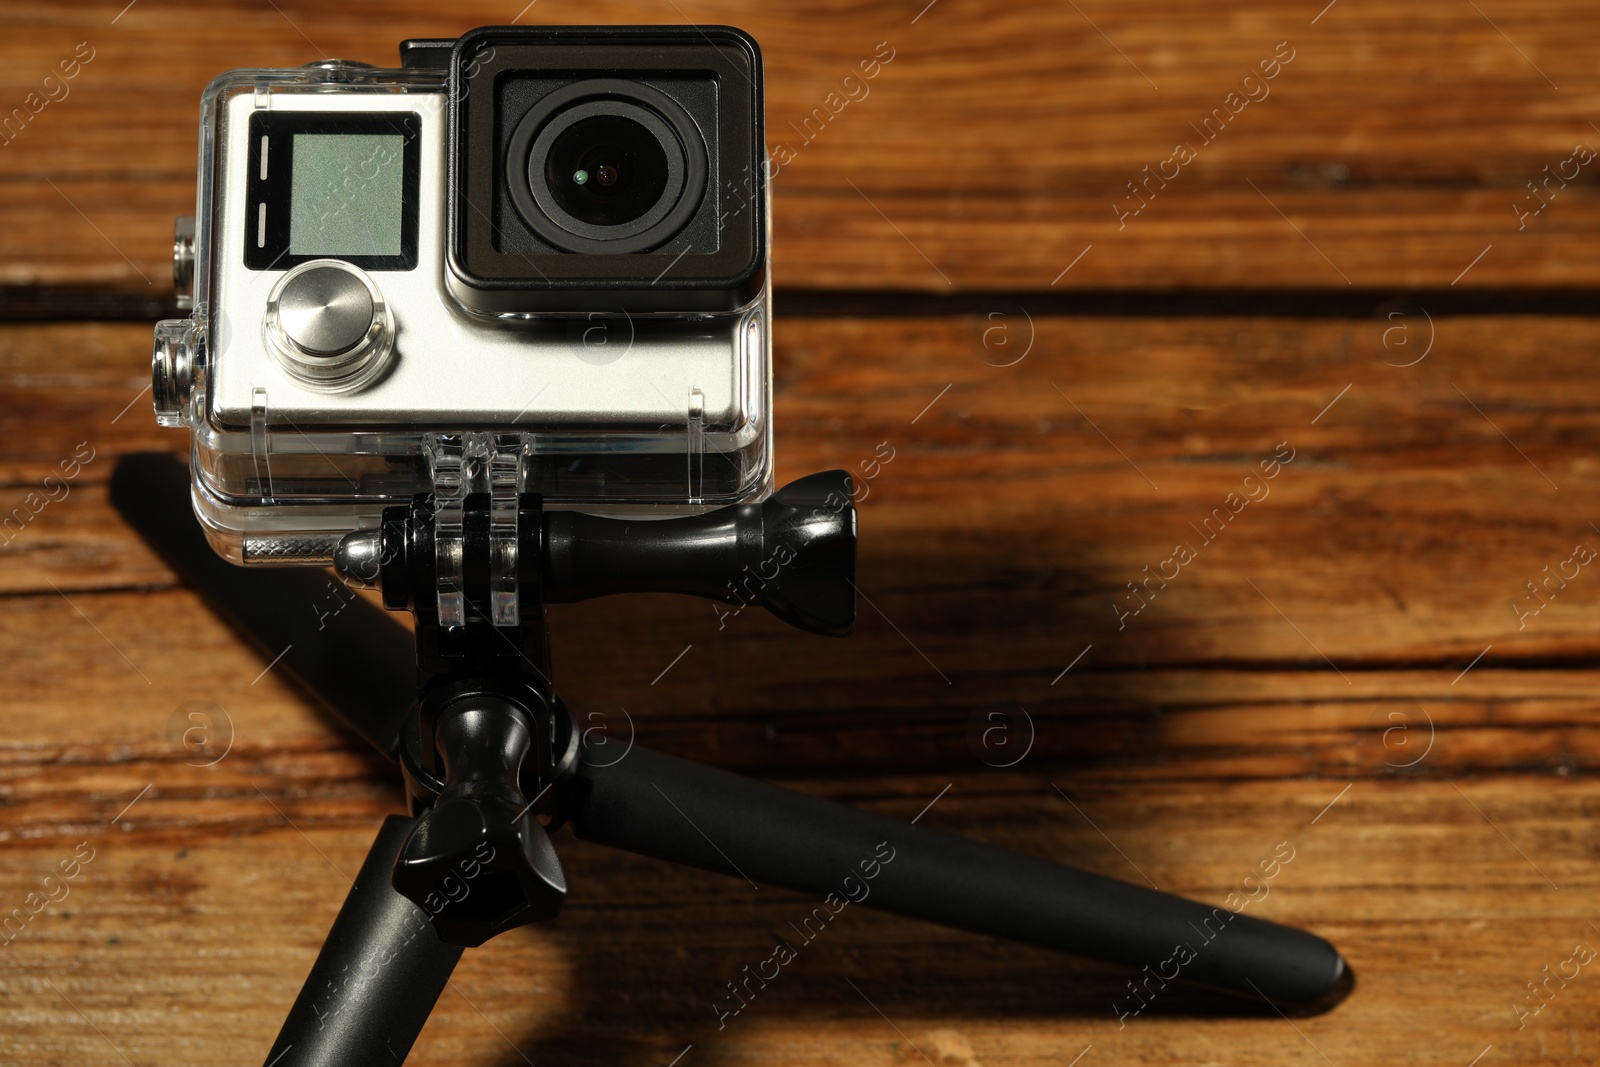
[{"left": 111, "top": 454, "right": 1348, "bottom": 1067}]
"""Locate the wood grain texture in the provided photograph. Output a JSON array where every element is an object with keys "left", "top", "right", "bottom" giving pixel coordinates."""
[
  {"left": 5, "top": 0, "right": 1600, "bottom": 1062},
  {"left": 3, "top": 314, "right": 1600, "bottom": 1064},
  {"left": 1, "top": 1, "right": 1599, "bottom": 290},
  {"left": 3, "top": 780, "right": 1597, "bottom": 1066},
  {"left": 7, "top": 315, "right": 1600, "bottom": 666}
]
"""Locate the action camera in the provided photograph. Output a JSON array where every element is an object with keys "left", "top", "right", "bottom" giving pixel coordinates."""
[{"left": 151, "top": 25, "right": 771, "bottom": 564}]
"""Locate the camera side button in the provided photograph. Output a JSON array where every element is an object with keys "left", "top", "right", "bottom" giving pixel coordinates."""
[{"left": 264, "top": 259, "right": 394, "bottom": 391}]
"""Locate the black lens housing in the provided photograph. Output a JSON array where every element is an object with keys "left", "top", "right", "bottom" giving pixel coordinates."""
[
  {"left": 504, "top": 80, "right": 708, "bottom": 255},
  {"left": 447, "top": 26, "right": 766, "bottom": 314}
]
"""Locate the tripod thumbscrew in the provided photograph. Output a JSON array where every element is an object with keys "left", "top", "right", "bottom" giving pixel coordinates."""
[
  {"left": 392, "top": 696, "right": 567, "bottom": 947},
  {"left": 334, "top": 529, "right": 383, "bottom": 588},
  {"left": 541, "top": 469, "right": 858, "bottom": 636}
]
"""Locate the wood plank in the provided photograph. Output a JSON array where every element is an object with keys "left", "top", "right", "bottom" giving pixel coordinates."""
[
  {"left": 6, "top": 317, "right": 1600, "bottom": 673},
  {"left": 1, "top": 778, "right": 1594, "bottom": 1065},
  {"left": 5, "top": 5, "right": 1597, "bottom": 1062},
  {"left": 1, "top": 573, "right": 1597, "bottom": 800},
  {"left": 2, "top": 1, "right": 1599, "bottom": 290}
]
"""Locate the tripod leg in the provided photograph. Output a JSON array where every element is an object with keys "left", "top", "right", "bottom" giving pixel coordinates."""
[
  {"left": 110, "top": 454, "right": 416, "bottom": 760},
  {"left": 571, "top": 747, "right": 1346, "bottom": 1006},
  {"left": 263, "top": 815, "right": 463, "bottom": 1066}
]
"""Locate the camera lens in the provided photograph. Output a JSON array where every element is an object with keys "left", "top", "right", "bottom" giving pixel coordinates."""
[
  {"left": 544, "top": 115, "right": 670, "bottom": 228},
  {"left": 505, "top": 79, "right": 708, "bottom": 255}
]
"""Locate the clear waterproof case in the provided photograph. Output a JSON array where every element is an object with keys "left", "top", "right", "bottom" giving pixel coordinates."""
[{"left": 154, "top": 58, "right": 772, "bottom": 564}]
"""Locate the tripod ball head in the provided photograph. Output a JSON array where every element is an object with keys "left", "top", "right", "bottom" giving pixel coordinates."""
[{"left": 392, "top": 694, "right": 568, "bottom": 947}]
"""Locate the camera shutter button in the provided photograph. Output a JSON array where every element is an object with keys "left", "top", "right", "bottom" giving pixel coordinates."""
[
  {"left": 279, "top": 266, "right": 373, "bottom": 354},
  {"left": 265, "top": 260, "right": 393, "bottom": 390}
]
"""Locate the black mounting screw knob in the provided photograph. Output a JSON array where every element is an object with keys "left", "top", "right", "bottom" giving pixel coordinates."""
[{"left": 392, "top": 697, "right": 567, "bottom": 947}]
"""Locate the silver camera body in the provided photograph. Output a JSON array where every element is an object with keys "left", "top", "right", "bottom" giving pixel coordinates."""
[{"left": 153, "top": 27, "right": 772, "bottom": 564}]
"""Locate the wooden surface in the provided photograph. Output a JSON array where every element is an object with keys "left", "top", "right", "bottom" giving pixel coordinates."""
[
  {"left": 5, "top": 0, "right": 1600, "bottom": 292},
  {"left": 4, "top": 2, "right": 1600, "bottom": 1065}
]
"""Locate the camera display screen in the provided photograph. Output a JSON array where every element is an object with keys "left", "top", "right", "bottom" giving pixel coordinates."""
[
  {"left": 290, "top": 134, "right": 405, "bottom": 257},
  {"left": 245, "top": 111, "right": 421, "bottom": 272}
]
